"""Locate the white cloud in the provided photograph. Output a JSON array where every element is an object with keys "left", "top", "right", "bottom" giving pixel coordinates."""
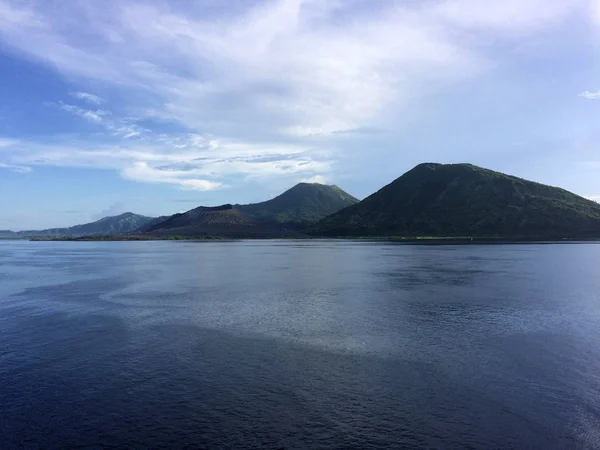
[
  {"left": 301, "top": 175, "right": 328, "bottom": 184},
  {"left": 121, "top": 162, "right": 221, "bottom": 191},
  {"left": 71, "top": 91, "right": 104, "bottom": 104},
  {"left": 0, "top": 0, "right": 591, "bottom": 191},
  {"left": 0, "top": 138, "right": 19, "bottom": 148},
  {"left": 113, "top": 125, "right": 144, "bottom": 139},
  {"left": 0, "top": 0, "right": 555, "bottom": 141},
  {"left": 0, "top": 162, "right": 31, "bottom": 173},
  {"left": 432, "top": 0, "right": 584, "bottom": 34},
  {"left": 56, "top": 102, "right": 147, "bottom": 138},
  {"left": 58, "top": 102, "right": 111, "bottom": 124},
  {"left": 592, "top": 0, "right": 600, "bottom": 24},
  {"left": 580, "top": 90, "right": 600, "bottom": 99},
  {"left": 588, "top": 195, "right": 600, "bottom": 202},
  {"left": 2, "top": 133, "right": 330, "bottom": 191}
]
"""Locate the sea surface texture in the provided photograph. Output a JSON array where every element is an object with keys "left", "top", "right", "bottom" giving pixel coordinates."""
[{"left": 1, "top": 240, "right": 600, "bottom": 449}]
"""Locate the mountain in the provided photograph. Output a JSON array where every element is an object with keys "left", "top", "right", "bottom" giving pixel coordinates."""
[
  {"left": 237, "top": 183, "right": 359, "bottom": 228},
  {"left": 135, "top": 216, "right": 171, "bottom": 233},
  {"left": 144, "top": 204, "right": 300, "bottom": 238},
  {"left": 144, "top": 182, "right": 358, "bottom": 238},
  {"left": 310, "top": 163, "right": 600, "bottom": 239},
  {"left": 56, "top": 212, "right": 155, "bottom": 236},
  {"left": 13, "top": 213, "right": 155, "bottom": 237},
  {"left": 0, "top": 230, "right": 18, "bottom": 239},
  {"left": 5, "top": 183, "right": 356, "bottom": 239}
]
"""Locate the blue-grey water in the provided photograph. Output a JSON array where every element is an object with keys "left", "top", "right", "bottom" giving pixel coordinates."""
[{"left": 1, "top": 240, "right": 600, "bottom": 449}]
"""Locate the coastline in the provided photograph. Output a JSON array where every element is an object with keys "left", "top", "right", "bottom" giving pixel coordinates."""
[{"left": 27, "top": 235, "right": 600, "bottom": 244}]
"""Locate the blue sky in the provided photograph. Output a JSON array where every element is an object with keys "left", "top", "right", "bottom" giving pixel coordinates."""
[{"left": 1, "top": 0, "right": 600, "bottom": 230}]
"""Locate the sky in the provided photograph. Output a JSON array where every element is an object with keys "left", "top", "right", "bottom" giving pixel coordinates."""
[{"left": 1, "top": 0, "right": 600, "bottom": 230}]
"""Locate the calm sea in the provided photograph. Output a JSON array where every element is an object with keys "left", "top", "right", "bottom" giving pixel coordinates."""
[{"left": 1, "top": 240, "right": 600, "bottom": 449}]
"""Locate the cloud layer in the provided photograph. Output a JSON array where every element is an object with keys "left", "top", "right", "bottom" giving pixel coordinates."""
[
  {"left": 3, "top": 134, "right": 328, "bottom": 190},
  {"left": 0, "top": 0, "right": 595, "bottom": 191}
]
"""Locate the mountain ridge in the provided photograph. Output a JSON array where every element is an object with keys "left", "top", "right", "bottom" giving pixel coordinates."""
[
  {"left": 143, "top": 204, "right": 303, "bottom": 238},
  {"left": 144, "top": 183, "right": 359, "bottom": 237},
  {"left": 309, "top": 163, "right": 600, "bottom": 239},
  {"left": 236, "top": 182, "right": 358, "bottom": 228},
  {"left": 2, "top": 183, "right": 357, "bottom": 239},
  {"left": 2, "top": 212, "right": 154, "bottom": 238},
  {"left": 6, "top": 170, "right": 600, "bottom": 241}
]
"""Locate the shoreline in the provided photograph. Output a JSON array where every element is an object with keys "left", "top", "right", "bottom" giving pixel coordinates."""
[{"left": 25, "top": 235, "right": 600, "bottom": 244}]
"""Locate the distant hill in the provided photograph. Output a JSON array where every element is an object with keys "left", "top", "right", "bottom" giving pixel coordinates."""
[
  {"left": 0, "top": 230, "right": 19, "bottom": 239},
  {"left": 4, "top": 183, "right": 356, "bottom": 240},
  {"left": 144, "top": 182, "right": 358, "bottom": 238},
  {"left": 144, "top": 205, "right": 301, "bottom": 238},
  {"left": 237, "top": 183, "right": 358, "bottom": 228},
  {"left": 12, "top": 213, "right": 155, "bottom": 238},
  {"left": 310, "top": 163, "right": 600, "bottom": 239}
]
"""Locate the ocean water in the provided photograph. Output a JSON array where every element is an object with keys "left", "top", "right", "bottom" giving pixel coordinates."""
[{"left": 1, "top": 240, "right": 600, "bottom": 449}]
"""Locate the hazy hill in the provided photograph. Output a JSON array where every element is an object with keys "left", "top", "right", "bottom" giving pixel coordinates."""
[
  {"left": 144, "top": 204, "right": 301, "bottom": 238},
  {"left": 0, "top": 230, "right": 19, "bottom": 239},
  {"left": 14, "top": 213, "right": 155, "bottom": 237},
  {"left": 237, "top": 183, "right": 358, "bottom": 227},
  {"left": 5, "top": 183, "right": 356, "bottom": 239},
  {"left": 310, "top": 163, "right": 600, "bottom": 239}
]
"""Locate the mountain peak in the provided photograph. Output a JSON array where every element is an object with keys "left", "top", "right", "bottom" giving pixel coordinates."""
[
  {"left": 409, "top": 162, "right": 484, "bottom": 174},
  {"left": 97, "top": 212, "right": 137, "bottom": 221},
  {"left": 287, "top": 182, "right": 332, "bottom": 190},
  {"left": 237, "top": 182, "right": 358, "bottom": 227},
  {"left": 190, "top": 204, "right": 233, "bottom": 212},
  {"left": 311, "top": 162, "right": 600, "bottom": 239},
  {"left": 411, "top": 162, "right": 443, "bottom": 171}
]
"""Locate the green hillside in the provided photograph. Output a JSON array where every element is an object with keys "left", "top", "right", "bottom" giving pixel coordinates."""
[
  {"left": 237, "top": 183, "right": 358, "bottom": 228},
  {"left": 310, "top": 163, "right": 600, "bottom": 239}
]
